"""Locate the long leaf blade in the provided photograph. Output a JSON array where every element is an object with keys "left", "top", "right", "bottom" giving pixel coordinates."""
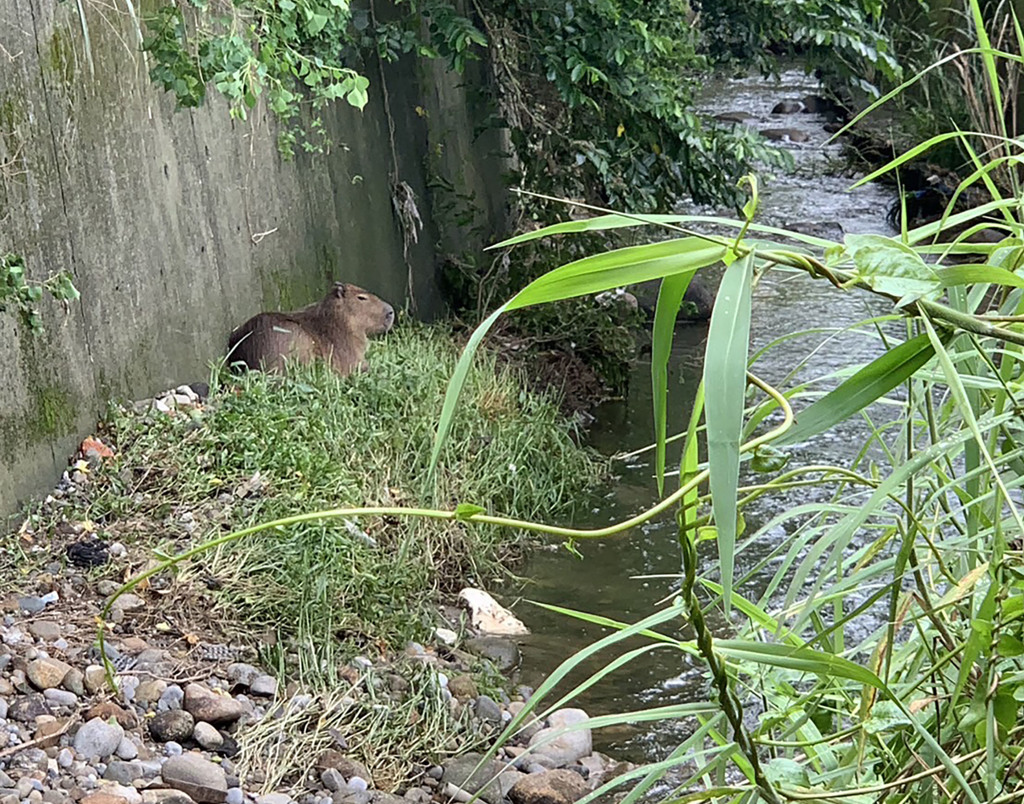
[
  {"left": 652, "top": 274, "right": 693, "bottom": 493},
  {"left": 777, "top": 333, "right": 936, "bottom": 446},
  {"left": 703, "top": 254, "right": 753, "bottom": 613}
]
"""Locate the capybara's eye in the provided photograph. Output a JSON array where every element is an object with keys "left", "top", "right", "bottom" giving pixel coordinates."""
[{"left": 358, "top": 294, "right": 368, "bottom": 301}]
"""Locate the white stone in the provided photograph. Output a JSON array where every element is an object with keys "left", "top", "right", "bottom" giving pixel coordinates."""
[{"left": 457, "top": 589, "right": 529, "bottom": 636}]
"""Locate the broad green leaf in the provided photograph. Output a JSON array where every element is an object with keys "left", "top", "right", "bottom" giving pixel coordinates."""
[
  {"left": 751, "top": 445, "right": 788, "bottom": 473},
  {"left": 936, "top": 264, "right": 1024, "bottom": 289},
  {"left": 777, "top": 333, "right": 935, "bottom": 446},
  {"left": 703, "top": 254, "right": 753, "bottom": 613},
  {"left": 715, "top": 639, "right": 886, "bottom": 690},
  {"left": 652, "top": 274, "right": 692, "bottom": 493},
  {"left": 505, "top": 239, "right": 727, "bottom": 311},
  {"left": 845, "top": 234, "right": 941, "bottom": 305}
]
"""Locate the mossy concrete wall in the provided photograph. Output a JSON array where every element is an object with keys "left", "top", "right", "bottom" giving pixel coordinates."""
[{"left": 0, "top": 1, "right": 507, "bottom": 520}]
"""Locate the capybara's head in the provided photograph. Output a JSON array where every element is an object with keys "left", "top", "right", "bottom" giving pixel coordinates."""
[{"left": 327, "top": 282, "right": 395, "bottom": 335}]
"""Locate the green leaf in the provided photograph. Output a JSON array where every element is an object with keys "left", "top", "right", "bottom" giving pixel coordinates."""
[
  {"left": 936, "top": 264, "right": 1024, "bottom": 289},
  {"left": 454, "top": 503, "right": 485, "bottom": 520},
  {"left": 715, "top": 639, "right": 886, "bottom": 690},
  {"left": 505, "top": 238, "right": 727, "bottom": 311},
  {"left": 703, "top": 254, "right": 753, "bottom": 614},
  {"left": 651, "top": 274, "right": 693, "bottom": 493},
  {"left": 845, "top": 233, "right": 941, "bottom": 305},
  {"left": 751, "top": 445, "right": 788, "bottom": 473},
  {"left": 777, "top": 333, "right": 936, "bottom": 446}
]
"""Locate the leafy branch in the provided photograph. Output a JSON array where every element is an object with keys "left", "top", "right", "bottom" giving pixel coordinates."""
[{"left": 0, "top": 254, "right": 80, "bottom": 335}]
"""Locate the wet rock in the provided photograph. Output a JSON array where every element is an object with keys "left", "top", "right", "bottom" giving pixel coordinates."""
[
  {"left": 458, "top": 589, "right": 529, "bottom": 636},
  {"left": 73, "top": 717, "right": 125, "bottom": 760},
  {"left": 27, "top": 658, "right": 72, "bottom": 690},
  {"left": 528, "top": 709, "right": 592, "bottom": 768},
  {"left": 771, "top": 99, "right": 805, "bottom": 114},
  {"left": 463, "top": 637, "right": 520, "bottom": 672},
  {"left": 759, "top": 127, "right": 810, "bottom": 143},
  {"left": 441, "top": 754, "right": 506, "bottom": 804},
  {"left": 714, "top": 111, "right": 755, "bottom": 124},
  {"left": 192, "top": 722, "right": 223, "bottom": 751},
  {"left": 508, "top": 770, "right": 588, "bottom": 804},
  {"left": 162, "top": 754, "right": 228, "bottom": 803},
  {"left": 150, "top": 710, "right": 195, "bottom": 743},
  {"left": 183, "top": 684, "right": 246, "bottom": 725},
  {"left": 447, "top": 674, "right": 478, "bottom": 702}
]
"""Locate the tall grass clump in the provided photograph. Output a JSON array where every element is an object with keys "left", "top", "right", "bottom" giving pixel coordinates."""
[
  {"left": 67, "top": 324, "right": 603, "bottom": 683},
  {"left": 417, "top": 2, "right": 1024, "bottom": 801}
]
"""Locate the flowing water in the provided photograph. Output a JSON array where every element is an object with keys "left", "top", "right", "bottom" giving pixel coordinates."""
[{"left": 513, "top": 69, "right": 901, "bottom": 762}]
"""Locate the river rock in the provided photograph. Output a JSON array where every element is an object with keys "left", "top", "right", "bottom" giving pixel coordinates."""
[
  {"left": 8, "top": 693, "right": 50, "bottom": 722},
  {"left": 150, "top": 710, "right": 195, "bottom": 743},
  {"left": 73, "top": 717, "right": 125, "bottom": 759},
  {"left": 507, "top": 702, "right": 543, "bottom": 742},
  {"left": 771, "top": 99, "right": 805, "bottom": 114},
  {"left": 84, "top": 665, "right": 108, "bottom": 694},
  {"left": 317, "top": 751, "right": 373, "bottom": 786},
  {"left": 142, "top": 791, "right": 197, "bottom": 804},
  {"left": 760, "top": 127, "right": 810, "bottom": 143},
  {"left": 474, "top": 695, "right": 503, "bottom": 725},
  {"left": 27, "top": 657, "right": 72, "bottom": 690},
  {"left": 183, "top": 684, "right": 246, "bottom": 724},
  {"left": 249, "top": 674, "right": 277, "bottom": 697},
  {"left": 103, "top": 761, "right": 144, "bottom": 785},
  {"left": 447, "top": 674, "right": 478, "bottom": 701},
  {"left": 63, "top": 667, "right": 86, "bottom": 696},
  {"left": 86, "top": 701, "right": 138, "bottom": 729},
  {"left": 528, "top": 709, "right": 592, "bottom": 767},
  {"left": 508, "top": 770, "right": 588, "bottom": 804},
  {"left": 226, "top": 664, "right": 259, "bottom": 688},
  {"left": 714, "top": 111, "right": 755, "bottom": 124},
  {"left": 80, "top": 794, "right": 130, "bottom": 804},
  {"left": 162, "top": 754, "right": 228, "bottom": 803},
  {"left": 463, "top": 637, "right": 520, "bottom": 672},
  {"left": 192, "top": 722, "right": 223, "bottom": 750},
  {"left": 135, "top": 679, "right": 168, "bottom": 706},
  {"left": 441, "top": 754, "right": 507, "bottom": 804},
  {"left": 28, "top": 622, "right": 62, "bottom": 642},
  {"left": 457, "top": 589, "right": 529, "bottom": 636}
]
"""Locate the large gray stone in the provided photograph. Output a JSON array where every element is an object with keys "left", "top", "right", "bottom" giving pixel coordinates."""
[
  {"left": 149, "top": 710, "right": 195, "bottom": 743},
  {"left": 441, "top": 754, "right": 506, "bottom": 804},
  {"left": 464, "top": 637, "right": 521, "bottom": 672},
  {"left": 183, "top": 684, "right": 246, "bottom": 725},
  {"left": 162, "top": 754, "right": 228, "bottom": 804},
  {"left": 73, "top": 717, "right": 125, "bottom": 760},
  {"left": 527, "top": 709, "right": 592, "bottom": 768}
]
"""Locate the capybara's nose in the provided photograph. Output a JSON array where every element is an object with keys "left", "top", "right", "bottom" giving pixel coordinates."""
[{"left": 384, "top": 304, "right": 395, "bottom": 330}]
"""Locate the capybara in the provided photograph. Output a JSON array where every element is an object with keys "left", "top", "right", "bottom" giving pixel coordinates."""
[{"left": 227, "top": 282, "right": 395, "bottom": 376}]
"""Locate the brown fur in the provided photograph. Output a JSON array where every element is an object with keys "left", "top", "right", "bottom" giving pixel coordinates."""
[{"left": 227, "top": 283, "right": 395, "bottom": 376}]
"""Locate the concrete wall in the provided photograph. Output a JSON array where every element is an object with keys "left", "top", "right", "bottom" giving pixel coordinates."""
[{"left": 0, "top": 1, "right": 507, "bottom": 518}]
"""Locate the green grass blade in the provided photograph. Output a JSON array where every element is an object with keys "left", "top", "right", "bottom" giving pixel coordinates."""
[
  {"left": 652, "top": 274, "right": 694, "bottom": 494},
  {"left": 680, "top": 382, "right": 706, "bottom": 537},
  {"left": 777, "top": 333, "right": 936, "bottom": 446},
  {"left": 703, "top": 254, "right": 754, "bottom": 613},
  {"left": 968, "top": 0, "right": 1004, "bottom": 134},
  {"left": 429, "top": 306, "right": 507, "bottom": 473}
]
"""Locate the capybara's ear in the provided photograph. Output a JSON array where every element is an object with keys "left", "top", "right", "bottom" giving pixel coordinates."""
[{"left": 331, "top": 283, "right": 346, "bottom": 298}]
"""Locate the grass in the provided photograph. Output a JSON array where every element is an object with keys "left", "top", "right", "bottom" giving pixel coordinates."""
[{"left": 5, "top": 322, "right": 605, "bottom": 685}]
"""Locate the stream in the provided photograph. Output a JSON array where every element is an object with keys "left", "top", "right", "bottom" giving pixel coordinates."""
[{"left": 513, "top": 68, "right": 900, "bottom": 763}]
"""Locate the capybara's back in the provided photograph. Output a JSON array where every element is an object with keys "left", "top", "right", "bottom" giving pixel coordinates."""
[{"left": 227, "top": 282, "right": 395, "bottom": 376}]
